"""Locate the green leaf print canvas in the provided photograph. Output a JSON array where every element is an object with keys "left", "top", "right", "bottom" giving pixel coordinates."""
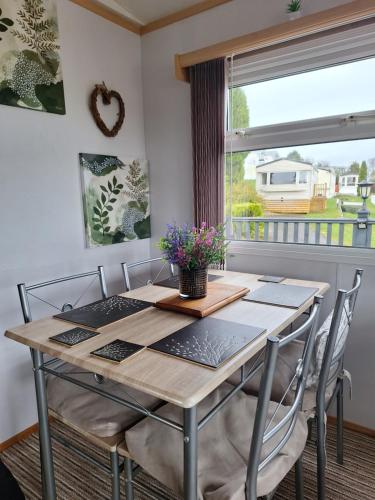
[
  {"left": 80, "top": 153, "right": 151, "bottom": 247},
  {"left": 0, "top": 0, "right": 65, "bottom": 114}
]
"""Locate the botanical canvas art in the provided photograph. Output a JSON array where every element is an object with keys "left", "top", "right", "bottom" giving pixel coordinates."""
[
  {"left": 0, "top": 0, "right": 65, "bottom": 114},
  {"left": 80, "top": 153, "right": 151, "bottom": 247}
]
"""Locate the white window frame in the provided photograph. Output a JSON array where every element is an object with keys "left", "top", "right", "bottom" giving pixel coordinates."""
[{"left": 225, "top": 23, "right": 375, "bottom": 257}]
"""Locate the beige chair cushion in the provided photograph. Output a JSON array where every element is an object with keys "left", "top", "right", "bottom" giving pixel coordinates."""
[
  {"left": 47, "top": 364, "right": 161, "bottom": 438},
  {"left": 125, "top": 382, "right": 308, "bottom": 499},
  {"left": 227, "top": 340, "right": 304, "bottom": 405},
  {"left": 228, "top": 306, "right": 347, "bottom": 412}
]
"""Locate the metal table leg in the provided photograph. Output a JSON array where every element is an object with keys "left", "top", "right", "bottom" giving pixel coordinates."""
[
  {"left": 183, "top": 406, "right": 198, "bottom": 500},
  {"left": 31, "top": 349, "right": 56, "bottom": 500}
]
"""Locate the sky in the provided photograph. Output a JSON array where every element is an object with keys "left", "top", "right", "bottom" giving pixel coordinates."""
[{"left": 241, "top": 58, "right": 375, "bottom": 168}]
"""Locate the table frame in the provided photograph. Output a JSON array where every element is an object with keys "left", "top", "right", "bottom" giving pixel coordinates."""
[
  {"left": 6, "top": 271, "right": 329, "bottom": 500},
  {"left": 35, "top": 351, "right": 263, "bottom": 499}
]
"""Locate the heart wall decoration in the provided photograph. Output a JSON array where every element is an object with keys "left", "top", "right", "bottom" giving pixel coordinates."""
[{"left": 90, "top": 83, "right": 125, "bottom": 137}]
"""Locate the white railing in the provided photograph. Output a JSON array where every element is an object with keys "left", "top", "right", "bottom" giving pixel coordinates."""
[{"left": 227, "top": 217, "right": 375, "bottom": 249}]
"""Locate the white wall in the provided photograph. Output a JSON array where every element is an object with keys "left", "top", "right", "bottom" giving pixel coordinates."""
[
  {"left": 0, "top": 0, "right": 149, "bottom": 442},
  {"left": 141, "top": 0, "right": 375, "bottom": 429}
]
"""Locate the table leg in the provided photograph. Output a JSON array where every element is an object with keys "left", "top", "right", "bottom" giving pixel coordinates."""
[
  {"left": 183, "top": 406, "right": 198, "bottom": 500},
  {"left": 31, "top": 349, "right": 56, "bottom": 500}
]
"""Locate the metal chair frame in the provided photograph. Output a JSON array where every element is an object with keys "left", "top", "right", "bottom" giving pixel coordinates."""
[
  {"left": 314, "top": 268, "right": 363, "bottom": 500},
  {"left": 246, "top": 296, "right": 323, "bottom": 500},
  {"left": 17, "top": 266, "right": 124, "bottom": 500},
  {"left": 121, "top": 296, "right": 323, "bottom": 500},
  {"left": 121, "top": 258, "right": 174, "bottom": 291}
]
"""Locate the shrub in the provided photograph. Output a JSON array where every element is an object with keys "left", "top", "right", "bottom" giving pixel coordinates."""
[{"left": 231, "top": 202, "right": 263, "bottom": 218}]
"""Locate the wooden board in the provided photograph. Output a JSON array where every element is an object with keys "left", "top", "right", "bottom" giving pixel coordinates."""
[
  {"left": 154, "top": 282, "right": 249, "bottom": 318},
  {"left": 148, "top": 317, "right": 265, "bottom": 369}
]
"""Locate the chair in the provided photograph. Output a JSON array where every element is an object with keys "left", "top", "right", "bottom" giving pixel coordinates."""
[
  {"left": 18, "top": 266, "right": 161, "bottom": 500},
  {"left": 228, "top": 268, "right": 363, "bottom": 500},
  {"left": 123, "top": 296, "right": 323, "bottom": 500},
  {"left": 121, "top": 257, "right": 174, "bottom": 291}
]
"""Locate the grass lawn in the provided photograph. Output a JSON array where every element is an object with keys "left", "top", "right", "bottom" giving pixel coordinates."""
[{"left": 306, "top": 197, "right": 375, "bottom": 247}]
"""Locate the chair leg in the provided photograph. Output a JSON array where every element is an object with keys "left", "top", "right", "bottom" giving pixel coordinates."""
[
  {"left": 316, "top": 412, "right": 326, "bottom": 500},
  {"left": 295, "top": 457, "right": 304, "bottom": 500},
  {"left": 336, "top": 378, "right": 344, "bottom": 465},
  {"left": 307, "top": 418, "right": 314, "bottom": 442},
  {"left": 110, "top": 452, "right": 121, "bottom": 500},
  {"left": 124, "top": 457, "right": 134, "bottom": 500}
]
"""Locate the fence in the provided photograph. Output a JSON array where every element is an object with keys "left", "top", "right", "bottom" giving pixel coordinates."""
[{"left": 227, "top": 217, "right": 375, "bottom": 249}]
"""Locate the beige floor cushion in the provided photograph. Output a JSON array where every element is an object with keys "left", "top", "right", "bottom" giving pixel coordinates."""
[
  {"left": 47, "top": 364, "right": 161, "bottom": 438},
  {"left": 126, "top": 382, "right": 307, "bottom": 499}
]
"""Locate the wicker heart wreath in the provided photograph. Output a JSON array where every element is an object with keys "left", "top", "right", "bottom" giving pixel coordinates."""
[{"left": 90, "top": 83, "right": 125, "bottom": 137}]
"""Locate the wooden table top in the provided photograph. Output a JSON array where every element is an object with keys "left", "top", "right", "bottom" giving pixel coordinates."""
[{"left": 4, "top": 271, "right": 329, "bottom": 408}]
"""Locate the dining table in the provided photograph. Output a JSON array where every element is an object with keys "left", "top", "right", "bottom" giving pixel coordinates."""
[{"left": 4, "top": 270, "right": 330, "bottom": 500}]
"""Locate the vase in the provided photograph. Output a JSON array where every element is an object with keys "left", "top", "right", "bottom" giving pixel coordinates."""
[
  {"left": 288, "top": 10, "right": 302, "bottom": 20},
  {"left": 179, "top": 267, "right": 208, "bottom": 299}
]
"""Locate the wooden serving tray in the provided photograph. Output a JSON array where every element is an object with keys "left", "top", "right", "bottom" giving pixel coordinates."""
[{"left": 154, "top": 282, "right": 249, "bottom": 318}]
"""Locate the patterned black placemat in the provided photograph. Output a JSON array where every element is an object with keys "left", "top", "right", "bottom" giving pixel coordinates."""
[
  {"left": 155, "top": 274, "right": 222, "bottom": 289},
  {"left": 148, "top": 317, "right": 265, "bottom": 369},
  {"left": 54, "top": 296, "right": 152, "bottom": 329},
  {"left": 91, "top": 339, "right": 144, "bottom": 363},
  {"left": 243, "top": 283, "right": 318, "bottom": 309},
  {"left": 49, "top": 327, "right": 99, "bottom": 347},
  {"left": 258, "top": 275, "right": 285, "bottom": 283}
]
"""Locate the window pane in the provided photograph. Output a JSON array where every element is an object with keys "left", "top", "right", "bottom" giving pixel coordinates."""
[
  {"left": 299, "top": 171, "right": 308, "bottom": 184},
  {"left": 233, "top": 58, "right": 375, "bottom": 128},
  {"left": 270, "top": 172, "right": 296, "bottom": 185},
  {"left": 225, "top": 138, "right": 375, "bottom": 222}
]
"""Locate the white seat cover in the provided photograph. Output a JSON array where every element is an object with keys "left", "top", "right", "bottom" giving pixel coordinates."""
[
  {"left": 47, "top": 364, "right": 161, "bottom": 438},
  {"left": 125, "top": 382, "right": 307, "bottom": 499}
]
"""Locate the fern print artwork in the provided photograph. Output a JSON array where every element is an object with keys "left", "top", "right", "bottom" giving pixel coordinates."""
[
  {"left": 80, "top": 153, "right": 151, "bottom": 247},
  {"left": 0, "top": 0, "right": 65, "bottom": 114}
]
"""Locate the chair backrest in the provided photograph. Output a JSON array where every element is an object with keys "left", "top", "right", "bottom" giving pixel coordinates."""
[
  {"left": 246, "top": 295, "right": 323, "bottom": 499},
  {"left": 18, "top": 266, "right": 108, "bottom": 323},
  {"left": 121, "top": 258, "right": 173, "bottom": 291},
  {"left": 317, "top": 268, "right": 363, "bottom": 409}
]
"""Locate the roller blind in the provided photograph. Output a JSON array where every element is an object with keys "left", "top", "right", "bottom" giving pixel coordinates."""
[{"left": 229, "top": 21, "right": 375, "bottom": 87}]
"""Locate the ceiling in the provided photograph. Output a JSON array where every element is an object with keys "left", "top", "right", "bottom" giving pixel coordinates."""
[{"left": 98, "top": 0, "right": 204, "bottom": 25}]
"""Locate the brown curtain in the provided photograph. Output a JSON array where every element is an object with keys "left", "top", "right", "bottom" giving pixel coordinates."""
[{"left": 190, "top": 58, "right": 225, "bottom": 228}]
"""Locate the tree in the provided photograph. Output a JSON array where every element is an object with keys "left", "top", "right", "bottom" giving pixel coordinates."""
[
  {"left": 359, "top": 161, "right": 368, "bottom": 182},
  {"left": 226, "top": 88, "right": 250, "bottom": 185},
  {"left": 230, "top": 87, "right": 249, "bottom": 129},
  {"left": 287, "top": 150, "right": 304, "bottom": 162},
  {"left": 348, "top": 162, "right": 360, "bottom": 174}
]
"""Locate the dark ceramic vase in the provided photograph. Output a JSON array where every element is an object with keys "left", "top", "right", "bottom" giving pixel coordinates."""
[{"left": 178, "top": 267, "right": 208, "bottom": 299}]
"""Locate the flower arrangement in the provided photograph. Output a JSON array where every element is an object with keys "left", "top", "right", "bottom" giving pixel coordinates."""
[{"left": 159, "top": 222, "right": 228, "bottom": 271}]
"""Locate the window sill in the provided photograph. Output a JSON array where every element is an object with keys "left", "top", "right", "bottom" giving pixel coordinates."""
[{"left": 227, "top": 240, "right": 375, "bottom": 267}]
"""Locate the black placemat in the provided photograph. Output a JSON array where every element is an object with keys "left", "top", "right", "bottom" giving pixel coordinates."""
[
  {"left": 148, "top": 317, "right": 265, "bottom": 369},
  {"left": 243, "top": 283, "right": 318, "bottom": 309},
  {"left": 49, "top": 327, "right": 99, "bottom": 347},
  {"left": 155, "top": 274, "right": 222, "bottom": 289},
  {"left": 91, "top": 339, "right": 144, "bottom": 363},
  {"left": 54, "top": 296, "right": 152, "bottom": 329},
  {"left": 258, "top": 275, "right": 285, "bottom": 283}
]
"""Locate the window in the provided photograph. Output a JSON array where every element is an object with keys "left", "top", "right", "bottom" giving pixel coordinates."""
[
  {"left": 226, "top": 23, "right": 375, "bottom": 248},
  {"left": 270, "top": 172, "right": 296, "bottom": 185},
  {"left": 299, "top": 171, "right": 308, "bottom": 184}
]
